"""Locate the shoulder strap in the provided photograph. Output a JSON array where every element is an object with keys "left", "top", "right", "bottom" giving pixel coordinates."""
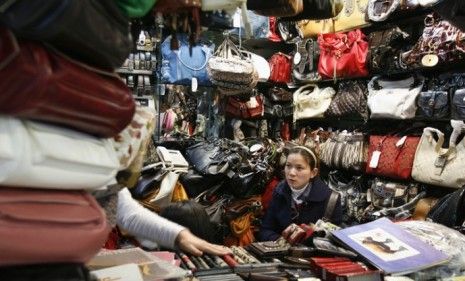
[{"left": 323, "top": 191, "right": 339, "bottom": 222}]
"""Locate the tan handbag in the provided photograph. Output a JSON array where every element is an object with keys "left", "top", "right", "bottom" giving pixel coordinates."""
[
  {"left": 411, "top": 123, "right": 465, "bottom": 189},
  {"left": 297, "top": 0, "right": 369, "bottom": 38}
]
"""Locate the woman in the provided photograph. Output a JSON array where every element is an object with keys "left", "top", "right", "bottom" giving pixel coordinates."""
[{"left": 259, "top": 146, "right": 342, "bottom": 242}]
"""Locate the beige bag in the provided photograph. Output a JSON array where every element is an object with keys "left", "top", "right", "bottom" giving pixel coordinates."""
[
  {"left": 297, "top": 0, "right": 369, "bottom": 38},
  {"left": 412, "top": 123, "right": 465, "bottom": 189},
  {"left": 293, "top": 84, "right": 336, "bottom": 122}
]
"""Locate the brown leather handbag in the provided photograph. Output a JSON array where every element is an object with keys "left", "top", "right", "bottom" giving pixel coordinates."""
[
  {"left": 225, "top": 95, "right": 264, "bottom": 119},
  {"left": 0, "top": 28, "right": 135, "bottom": 138},
  {"left": 0, "top": 187, "right": 110, "bottom": 265}
]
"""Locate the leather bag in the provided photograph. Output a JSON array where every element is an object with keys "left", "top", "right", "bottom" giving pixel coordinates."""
[
  {"left": 268, "top": 52, "right": 292, "bottom": 84},
  {"left": 0, "top": 28, "right": 135, "bottom": 138},
  {"left": 281, "top": 0, "right": 338, "bottom": 21},
  {"left": 412, "top": 125, "right": 465, "bottom": 189},
  {"left": 367, "top": 75, "right": 425, "bottom": 119},
  {"left": 365, "top": 135, "right": 421, "bottom": 180},
  {"left": 317, "top": 29, "right": 369, "bottom": 79},
  {"left": 325, "top": 80, "right": 368, "bottom": 120},
  {"left": 225, "top": 95, "right": 264, "bottom": 119},
  {"left": 293, "top": 84, "right": 336, "bottom": 121},
  {"left": 416, "top": 91, "right": 450, "bottom": 119},
  {"left": 0, "top": 0, "right": 131, "bottom": 69},
  {"left": 247, "top": 0, "right": 304, "bottom": 17},
  {"left": 0, "top": 187, "right": 110, "bottom": 265},
  {"left": 0, "top": 117, "right": 120, "bottom": 190},
  {"left": 452, "top": 88, "right": 465, "bottom": 120},
  {"left": 427, "top": 186, "right": 465, "bottom": 231},
  {"left": 115, "top": 0, "right": 157, "bottom": 18},
  {"left": 292, "top": 38, "right": 321, "bottom": 83}
]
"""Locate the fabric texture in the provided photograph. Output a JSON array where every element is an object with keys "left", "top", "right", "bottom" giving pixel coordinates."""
[
  {"left": 117, "top": 188, "right": 186, "bottom": 249},
  {"left": 259, "top": 177, "right": 342, "bottom": 241}
]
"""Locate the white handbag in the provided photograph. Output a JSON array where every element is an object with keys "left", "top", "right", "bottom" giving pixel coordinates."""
[
  {"left": 293, "top": 84, "right": 335, "bottom": 122},
  {"left": 367, "top": 75, "right": 424, "bottom": 119},
  {"left": 0, "top": 117, "right": 119, "bottom": 190},
  {"left": 411, "top": 123, "right": 465, "bottom": 189}
]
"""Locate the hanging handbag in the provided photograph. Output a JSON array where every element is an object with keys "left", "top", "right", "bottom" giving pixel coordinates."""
[
  {"left": 0, "top": 28, "right": 135, "bottom": 138},
  {"left": 225, "top": 95, "right": 264, "bottom": 119},
  {"left": 293, "top": 84, "right": 336, "bottom": 121},
  {"left": 325, "top": 80, "right": 369, "bottom": 120},
  {"left": 161, "top": 34, "right": 214, "bottom": 86},
  {"left": 264, "top": 98, "right": 294, "bottom": 119},
  {"left": 292, "top": 38, "right": 321, "bottom": 83},
  {"left": 281, "top": 0, "right": 338, "bottom": 21},
  {"left": 0, "top": 117, "right": 119, "bottom": 190},
  {"left": 268, "top": 52, "right": 292, "bottom": 84},
  {"left": 451, "top": 74, "right": 465, "bottom": 119},
  {"left": 247, "top": 0, "right": 304, "bottom": 17},
  {"left": 427, "top": 186, "right": 465, "bottom": 232},
  {"left": 0, "top": 0, "right": 131, "bottom": 69},
  {"left": 367, "top": 75, "right": 425, "bottom": 119},
  {"left": 433, "top": 0, "right": 465, "bottom": 34},
  {"left": 320, "top": 130, "right": 367, "bottom": 171},
  {"left": 411, "top": 124, "right": 465, "bottom": 189},
  {"left": 115, "top": 0, "right": 157, "bottom": 18},
  {"left": 0, "top": 187, "right": 109, "bottom": 265},
  {"left": 416, "top": 77, "right": 451, "bottom": 119},
  {"left": 365, "top": 134, "right": 421, "bottom": 180},
  {"left": 317, "top": 29, "right": 369, "bottom": 79}
]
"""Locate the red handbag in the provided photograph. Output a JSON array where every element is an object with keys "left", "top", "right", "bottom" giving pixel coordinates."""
[
  {"left": 268, "top": 52, "right": 292, "bottom": 84},
  {"left": 225, "top": 95, "right": 264, "bottom": 119},
  {"left": 317, "top": 29, "right": 369, "bottom": 79},
  {"left": 365, "top": 135, "right": 421, "bottom": 180},
  {"left": 0, "top": 28, "right": 135, "bottom": 138},
  {"left": 0, "top": 187, "right": 110, "bottom": 265}
]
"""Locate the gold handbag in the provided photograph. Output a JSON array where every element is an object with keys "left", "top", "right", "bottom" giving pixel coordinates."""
[{"left": 297, "top": 0, "right": 369, "bottom": 38}]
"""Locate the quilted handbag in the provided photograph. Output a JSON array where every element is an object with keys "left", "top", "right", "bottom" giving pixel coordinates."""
[
  {"left": 411, "top": 124, "right": 465, "bottom": 189},
  {"left": 268, "top": 52, "right": 292, "bottom": 84},
  {"left": 367, "top": 75, "right": 424, "bottom": 119},
  {"left": 161, "top": 34, "right": 214, "bottom": 86},
  {"left": 325, "top": 80, "right": 368, "bottom": 120},
  {"left": 365, "top": 135, "right": 421, "bottom": 180},
  {"left": 0, "top": 187, "right": 110, "bottom": 265},
  {"left": 225, "top": 95, "right": 264, "bottom": 119},
  {"left": 296, "top": 0, "right": 369, "bottom": 38},
  {"left": 0, "top": 0, "right": 131, "bottom": 69},
  {"left": 317, "top": 29, "right": 369, "bottom": 79},
  {"left": 0, "top": 28, "right": 135, "bottom": 138},
  {"left": 293, "top": 84, "right": 336, "bottom": 121},
  {"left": 0, "top": 117, "right": 119, "bottom": 190}
]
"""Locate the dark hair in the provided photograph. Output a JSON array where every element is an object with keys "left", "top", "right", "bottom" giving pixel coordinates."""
[
  {"left": 160, "top": 200, "right": 217, "bottom": 243},
  {"left": 288, "top": 146, "right": 320, "bottom": 170}
]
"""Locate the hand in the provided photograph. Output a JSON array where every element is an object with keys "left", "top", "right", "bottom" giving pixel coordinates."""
[
  {"left": 281, "top": 223, "right": 306, "bottom": 245},
  {"left": 175, "top": 229, "right": 231, "bottom": 256}
]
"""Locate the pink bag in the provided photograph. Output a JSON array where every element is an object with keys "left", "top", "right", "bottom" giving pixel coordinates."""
[{"left": 0, "top": 187, "right": 110, "bottom": 265}]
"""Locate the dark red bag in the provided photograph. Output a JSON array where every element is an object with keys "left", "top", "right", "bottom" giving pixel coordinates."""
[
  {"left": 225, "top": 95, "right": 264, "bottom": 119},
  {"left": 268, "top": 52, "right": 292, "bottom": 84},
  {"left": 365, "top": 135, "right": 420, "bottom": 180},
  {"left": 317, "top": 29, "right": 369, "bottom": 79},
  {"left": 0, "top": 28, "right": 135, "bottom": 138}
]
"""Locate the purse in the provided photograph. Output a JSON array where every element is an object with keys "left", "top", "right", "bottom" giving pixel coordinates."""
[
  {"left": 365, "top": 134, "right": 421, "bottom": 180},
  {"left": 0, "top": 187, "right": 109, "bottom": 265},
  {"left": 225, "top": 95, "right": 265, "bottom": 119},
  {"left": 317, "top": 29, "right": 369, "bottom": 79},
  {"left": 416, "top": 89, "right": 450, "bottom": 119},
  {"left": 293, "top": 84, "right": 336, "bottom": 121},
  {"left": 269, "top": 87, "right": 293, "bottom": 102},
  {"left": 427, "top": 186, "right": 465, "bottom": 231},
  {"left": 320, "top": 131, "right": 366, "bottom": 171},
  {"left": 452, "top": 89, "right": 465, "bottom": 120},
  {"left": 0, "top": 28, "right": 135, "bottom": 138},
  {"left": 325, "top": 80, "right": 368, "bottom": 120},
  {"left": 292, "top": 38, "right": 321, "bottom": 83},
  {"left": 247, "top": 0, "right": 304, "bottom": 17},
  {"left": 367, "top": 75, "right": 425, "bottom": 119},
  {"left": 281, "top": 0, "right": 338, "bottom": 21},
  {"left": 0, "top": 0, "right": 131, "bottom": 69},
  {"left": 115, "top": 0, "right": 157, "bottom": 18},
  {"left": 268, "top": 52, "right": 292, "bottom": 84},
  {"left": 411, "top": 124, "right": 465, "bottom": 189},
  {"left": 264, "top": 98, "right": 294, "bottom": 119},
  {"left": 0, "top": 117, "right": 119, "bottom": 190},
  {"left": 161, "top": 34, "right": 214, "bottom": 86}
]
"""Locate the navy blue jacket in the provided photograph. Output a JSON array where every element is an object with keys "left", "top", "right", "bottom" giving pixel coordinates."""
[{"left": 259, "top": 177, "right": 342, "bottom": 241}]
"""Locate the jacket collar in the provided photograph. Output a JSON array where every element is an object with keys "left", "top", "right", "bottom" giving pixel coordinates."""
[{"left": 278, "top": 177, "right": 329, "bottom": 203}]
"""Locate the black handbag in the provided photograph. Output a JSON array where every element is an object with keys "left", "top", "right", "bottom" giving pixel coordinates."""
[
  {"left": 281, "top": 0, "right": 337, "bottom": 21},
  {"left": 0, "top": 0, "right": 131, "bottom": 69},
  {"left": 427, "top": 186, "right": 465, "bottom": 233}
]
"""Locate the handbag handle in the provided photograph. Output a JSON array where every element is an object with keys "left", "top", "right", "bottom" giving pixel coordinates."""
[
  {"left": 423, "top": 127, "right": 445, "bottom": 153},
  {"left": 175, "top": 45, "right": 211, "bottom": 71}
]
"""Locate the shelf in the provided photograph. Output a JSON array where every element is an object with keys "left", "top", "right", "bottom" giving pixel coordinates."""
[{"left": 116, "top": 69, "right": 153, "bottom": 75}]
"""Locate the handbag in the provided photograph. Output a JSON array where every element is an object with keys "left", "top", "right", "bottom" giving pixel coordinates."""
[
  {"left": 268, "top": 52, "right": 292, "bottom": 84},
  {"left": 296, "top": 0, "right": 369, "bottom": 38},
  {"left": 247, "top": 0, "right": 304, "bottom": 17},
  {"left": 115, "top": 0, "right": 157, "bottom": 18},
  {"left": 317, "top": 29, "right": 369, "bottom": 79},
  {"left": 264, "top": 98, "right": 293, "bottom": 119},
  {"left": 365, "top": 135, "right": 421, "bottom": 180},
  {"left": 161, "top": 34, "right": 214, "bottom": 86},
  {"left": 416, "top": 86, "right": 450, "bottom": 119},
  {"left": 367, "top": 75, "right": 425, "bottom": 119},
  {"left": 269, "top": 86, "right": 293, "bottom": 102},
  {"left": 0, "top": 187, "right": 109, "bottom": 265},
  {"left": 452, "top": 88, "right": 465, "bottom": 120},
  {"left": 0, "top": 0, "right": 131, "bottom": 69},
  {"left": 433, "top": 0, "right": 465, "bottom": 34},
  {"left": 325, "top": 80, "right": 368, "bottom": 120},
  {"left": 0, "top": 117, "right": 119, "bottom": 190},
  {"left": 0, "top": 28, "right": 135, "bottom": 138},
  {"left": 292, "top": 38, "right": 321, "bottom": 83},
  {"left": 225, "top": 95, "right": 264, "bottom": 119},
  {"left": 281, "top": 0, "right": 339, "bottom": 21},
  {"left": 427, "top": 186, "right": 465, "bottom": 231},
  {"left": 412, "top": 124, "right": 465, "bottom": 189},
  {"left": 293, "top": 84, "right": 336, "bottom": 121},
  {"left": 320, "top": 131, "right": 366, "bottom": 171}
]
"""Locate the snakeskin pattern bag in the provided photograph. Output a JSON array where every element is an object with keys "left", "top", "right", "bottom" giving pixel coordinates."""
[{"left": 325, "top": 80, "right": 369, "bottom": 120}]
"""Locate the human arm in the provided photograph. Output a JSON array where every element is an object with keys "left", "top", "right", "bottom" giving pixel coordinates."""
[{"left": 259, "top": 191, "right": 283, "bottom": 241}]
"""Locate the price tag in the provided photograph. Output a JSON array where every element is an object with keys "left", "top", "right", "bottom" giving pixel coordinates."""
[
  {"left": 369, "top": 151, "right": 381, "bottom": 169},
  {"left": 421, "top": 54, "right": 438, "bottom": 67},
  {"left": 293, "top": 52, "right": 301, "bottom": 65},
  {"left": 233, "top": 9, "right": 241, "bottom": 28},
  {"left": 396, "top": 136, "right": 407, "bottom": 147},
  {"left": 191, "top": 77, "right": 198, "bottom": 92}
]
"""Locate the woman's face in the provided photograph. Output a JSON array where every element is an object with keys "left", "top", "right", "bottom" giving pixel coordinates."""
[{"left": 285, "top": 153, "right": 318, "bottom": 190}]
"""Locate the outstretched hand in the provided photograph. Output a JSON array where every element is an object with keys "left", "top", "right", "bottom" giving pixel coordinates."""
[{"left": 175, "top": 229, "right": 231, "bottom": 256}]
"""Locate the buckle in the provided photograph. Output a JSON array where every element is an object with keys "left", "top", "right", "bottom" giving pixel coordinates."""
[{"left": 273, "top": 104, "right": 283, "bottom": 117}]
